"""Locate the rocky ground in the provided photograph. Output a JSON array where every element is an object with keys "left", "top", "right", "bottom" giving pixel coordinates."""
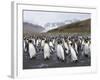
[{"left": 23, "top": 47, "right": 91, "bottom": 69}]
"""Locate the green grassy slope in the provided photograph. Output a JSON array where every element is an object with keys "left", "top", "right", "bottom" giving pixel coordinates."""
[{"left": 47, "top": 19, "right": 91, "bottom": 33}]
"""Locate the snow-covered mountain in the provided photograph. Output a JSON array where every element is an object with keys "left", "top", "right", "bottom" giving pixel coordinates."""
[{"left": 43, "top": 19, "right": 79, "bottom": 32}]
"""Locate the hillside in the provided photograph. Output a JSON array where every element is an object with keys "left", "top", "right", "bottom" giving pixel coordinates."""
[
  {"left": 23, "top": 22, "right": 45, "bottom": 33},
  {"left": 47, "top": 19, "right": 91, "bottom": 33}
]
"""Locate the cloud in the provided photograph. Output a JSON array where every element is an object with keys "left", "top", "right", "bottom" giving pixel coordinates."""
[{"left": 23, "top": 10, "right": 91, "bottom": 27}]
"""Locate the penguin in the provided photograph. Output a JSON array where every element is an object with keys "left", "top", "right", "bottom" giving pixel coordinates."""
[
  {"left": 43, "top": 40, "right": 50, "bottom": 60},
  {"left": 28, "top": 40, "right": 36, "bottom": 59},
  {"left": 25, "top": 39, "right": 29, "bottom": 53},
  {"left": 23, "top": 40, "right": 26, "bottom": 52},
  {"left": 36, "top": 38, "right": 39, "bottom": 47},
  {"left": 31, "top": 38, "right": 36, "bottom": 45},
  {"left": 83, "top": 40, "right": 90, "bottom": 57},
  {"left": 41, "top": 38, "right": 45, "bottom": 52},
  {"left": 56, "top": 40, "right": 65, "bottom": 61},
  {"left": 49, "top": 40, "right": 54, "bottom": 53},
  {"left": 69, "top": 43, "right": 78, "bottom": 63},
  {"left": 41, "top": 39, "right": 45, "bottom": 47},
  {"left": 74, "top": 42, "right": 78, "bottom": 55},
  {"left": 81, "top": 39, "right": 85, "bottom": 56},
  {"left": 63, "top": 39, "right": 70, "bottom": 55},
  {"left": 52, "top": 39, "right": 55, "bottom": 45}
]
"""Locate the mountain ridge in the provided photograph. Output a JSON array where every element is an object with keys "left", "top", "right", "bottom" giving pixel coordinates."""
[
  {"left": 23, "top": 22, "right": 45, "bottom": 33},
  {"left": 47, "top": 19, "right": 91, "bottom": 33}
]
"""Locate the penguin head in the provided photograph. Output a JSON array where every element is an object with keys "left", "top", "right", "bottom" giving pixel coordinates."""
[
  {"left": 29, "top": 40, "right": 32, "bottom": 43},
  {"left": 45, "top": 40, "right": 48, "bottom": 43}
]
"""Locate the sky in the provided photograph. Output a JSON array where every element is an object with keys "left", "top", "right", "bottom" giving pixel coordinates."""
[{"left": 23, "top": 10, "right": 91, "bottom": 27}]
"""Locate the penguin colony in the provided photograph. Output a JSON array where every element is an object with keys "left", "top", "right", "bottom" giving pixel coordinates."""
[{"left": 23, "top": 33, "right": 91, "bottom": 63}]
